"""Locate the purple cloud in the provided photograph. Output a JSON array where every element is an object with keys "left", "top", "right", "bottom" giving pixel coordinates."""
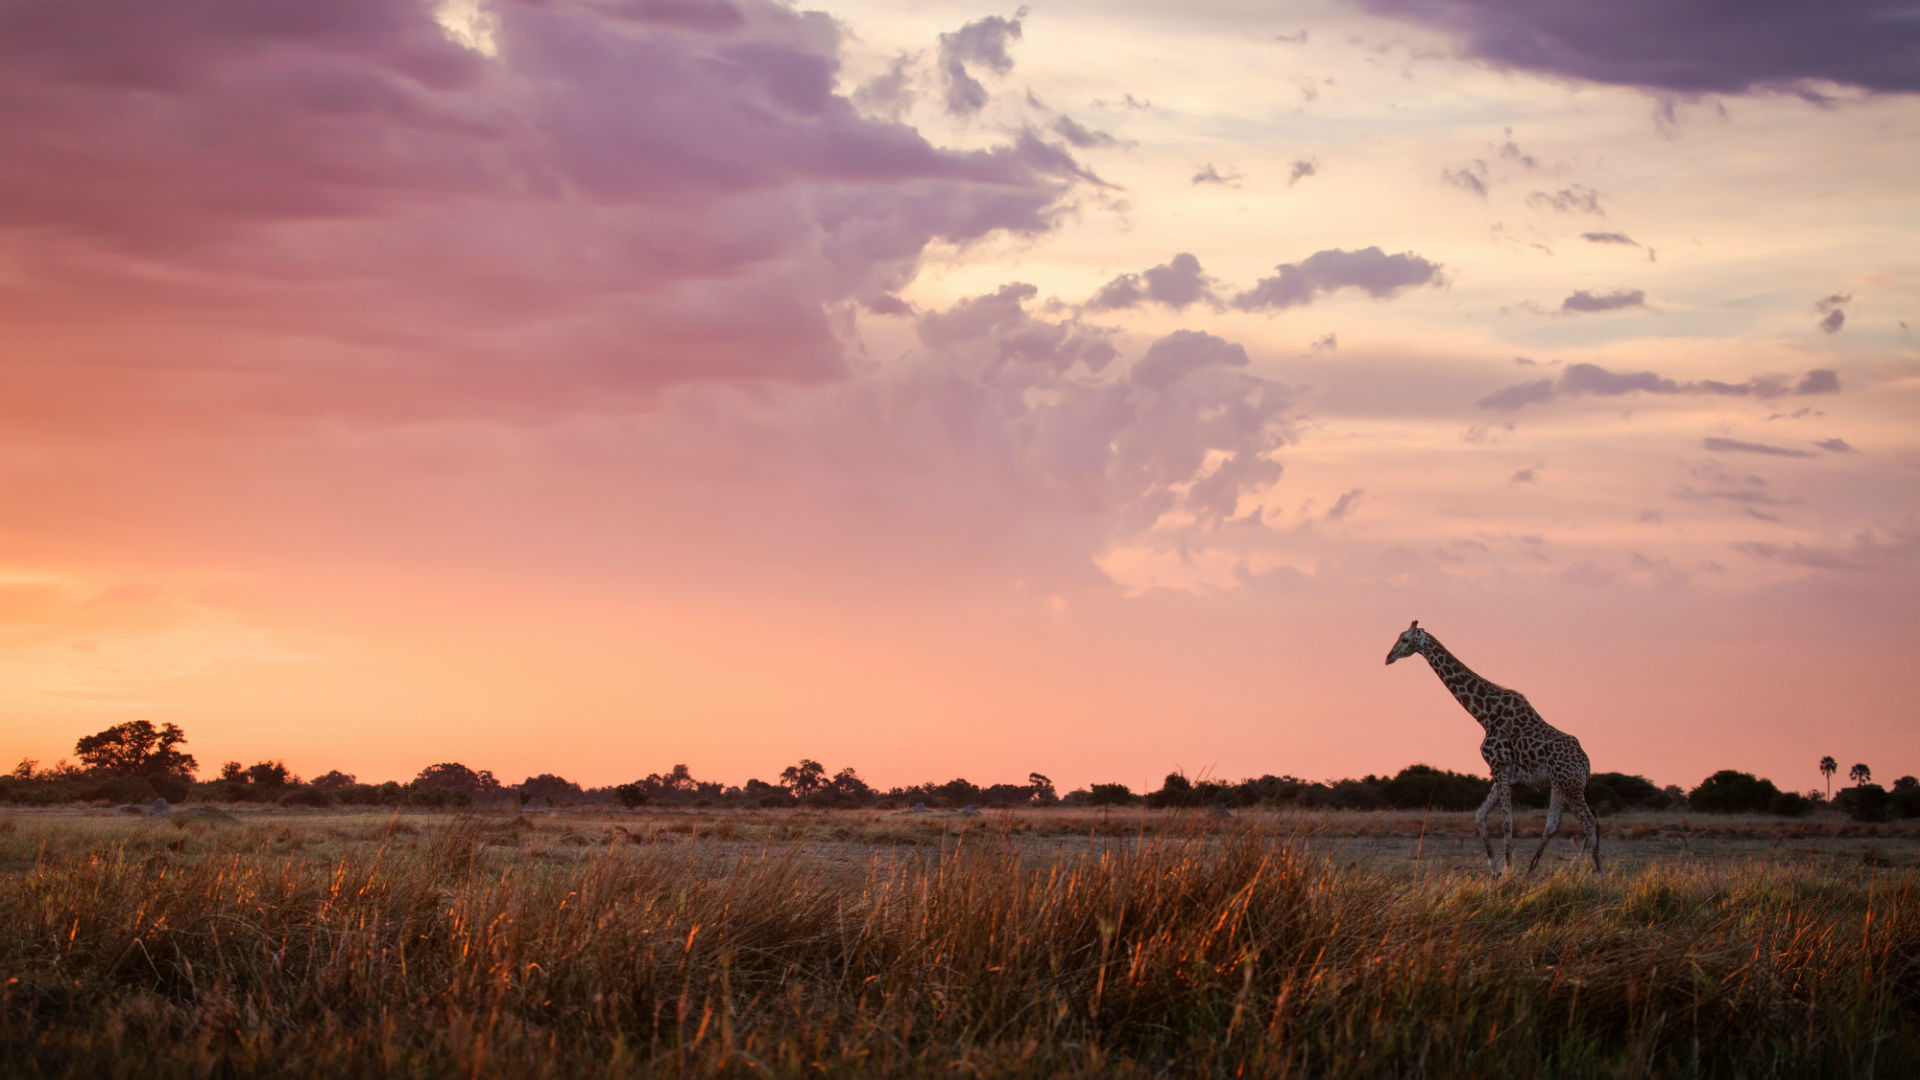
[
  {"left": 1815, "top": 438, "right": 1858, "bottom": 454},
  {"left": 1288, "top": 159, "right": 1319, "bottom": 186},
  {"left": 1358, "top": 0, "right": 1920, "bottom": 97},
  {"left": 1815, "top": 292, "right": 1851, "bottom": 334},
  {"left": 0, "top": 0, "right": 1104, "bottom": 425},
  {"left": 1325, "top": 488, "right": 1365, "bottom": 521},
  {"left": 1476, "top": 379, "right": 1555, "bottom": 411},
  {"left": 1086, "top": 253, "right": 1219, "bottom": 312},
  {"left": 1582, "top": 231, "right": 1639, "bottom": 246},
  {"left": 1128, "top": 330, "right": 1250, "bottom": 388},
  {"left": 1561, "top": 289, "right": 1646, "bottom": 313},
  {"left": 1528, "top": 185, "right": 1605, "bottom": 215},
  {"left": 939, "top": 13, "right": 1023, "bottom": 117},
  {"left": 1232, "top": 247, "right": 1445, "bottom": 312},
  {"left": 1052, "top": 115, "right": 1119, "bottom": 148}
]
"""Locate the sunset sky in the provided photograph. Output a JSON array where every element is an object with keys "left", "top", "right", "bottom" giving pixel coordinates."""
[{"left": 2, "top": 0, "right": 1916, "bottom": 795}]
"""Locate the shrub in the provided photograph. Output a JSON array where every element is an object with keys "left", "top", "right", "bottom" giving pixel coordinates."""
[
  {"left": 1085, "top": 783, "right": 1138, "bottom": 807},
  {"left": 277, "top": 786, "right": 333, "bottom": 808}
]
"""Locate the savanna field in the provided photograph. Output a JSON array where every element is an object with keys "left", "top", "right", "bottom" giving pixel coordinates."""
[{"left": 2, "top": 806, "right": 1916, "bottom": 1078}]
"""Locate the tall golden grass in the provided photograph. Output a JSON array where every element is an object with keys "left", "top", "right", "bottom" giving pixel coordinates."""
[{"left": 1, "top": 810, "right": 1915, "bottom": 1077}]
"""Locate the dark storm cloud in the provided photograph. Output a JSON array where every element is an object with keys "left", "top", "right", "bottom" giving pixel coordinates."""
[
  {"left": 1478, "top": 363, "right": 1841, "bottom": 410},
  {"left": 1231, "top": 247, "right": 1445, "bottom": 312},
  {"left": 1358, "top": 0, "right": 1920, "bottom": 97}
]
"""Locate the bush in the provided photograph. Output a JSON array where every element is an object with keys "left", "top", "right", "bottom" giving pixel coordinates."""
[
  {"left": 82, "top": 776, "right": 158, "bottom": 804},
  {"left": 1834, "top": 784, "right": 1890, "bottom": 823},
  {"left": 277, "top": 786, "right": 333, "bottom": 808},
  {"left": 1380, "top": 765, "right": 1487, "bottom": 811},
  {"left": 1891, "top": 785, "right": 1920, "bottom": 821},
  {"left": 1146, "top": 773, "right": 1195, "bottom": 809},
  {"left": 1688, "top": 770, "right": 1781, "bottom": 814},
  {"left": 1590, "top": 772, "right": 1670, "bottom": 811},
  {"left": 1767, "top": 791, "right": 1815, "bottom": 818},
  {"left": 1085, "top": 783, "right": 1138, "bottom": 807}
]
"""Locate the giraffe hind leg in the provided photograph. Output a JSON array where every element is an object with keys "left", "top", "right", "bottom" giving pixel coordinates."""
[
  {"left": 1499, "top": 783, "right": 1515, "bottom": 874},
  {"left": 1474, "top": 785, "right": 1502, "bottom": 877},
  {"left": 1525, "top": 788, "right": 1565, "bottom": 876}
]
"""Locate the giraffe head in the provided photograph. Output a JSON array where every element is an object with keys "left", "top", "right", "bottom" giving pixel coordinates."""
[{"left": 1385, "top": 619, "right": 1428, "bottom": 665}]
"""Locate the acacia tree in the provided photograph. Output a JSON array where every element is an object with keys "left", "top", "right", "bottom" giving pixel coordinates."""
[
  {"left": 1819, "top": 756, "right": 1837, "bottom": 800},
  {"left": 1850, "top": 763, "right": 1872, "bottom": 788},
  {"left": 73, "top": 721, "right": 197, "bottom": 779}
]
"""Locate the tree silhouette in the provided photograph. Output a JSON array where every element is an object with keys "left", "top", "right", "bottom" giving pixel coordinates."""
[
  {"left": 1850, "top": 763, "right": 1871, "bottom": 788},
  {"left": 310, "top": 770, "right": 356, "bottom": 791},
  {"left": 780, "top": 759, "right": 825, "bottom": 798},
  {"left": 73, "top": 721, "right": 197, "bottom": 779},
  {"left": 414, "top": 762, "right": 501, "bottom": 795},
  {"left": 1028, "top": 772, "right": 1057, "bottom": 804},
  {"left": 1819, "top": 756, "right": 1837, "bottom": 800}
]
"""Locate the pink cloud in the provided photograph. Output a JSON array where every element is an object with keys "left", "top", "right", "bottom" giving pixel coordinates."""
[{"left": 0, "top": 0, "right": 1097, "bottom": 428}]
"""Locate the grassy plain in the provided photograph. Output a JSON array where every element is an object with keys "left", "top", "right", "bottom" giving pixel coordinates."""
[{"left": 2, "top": 805, "right": 1916, "bottom": 1077}]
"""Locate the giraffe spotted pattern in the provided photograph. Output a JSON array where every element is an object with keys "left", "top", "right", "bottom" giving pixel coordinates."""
[{"left": 1386, "top": 620, "right": 1601, "bottom": 876}]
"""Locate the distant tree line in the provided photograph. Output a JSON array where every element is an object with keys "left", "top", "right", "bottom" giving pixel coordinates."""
[{"left": 5, "top": 720, "right": 1917, "bottom": 822}]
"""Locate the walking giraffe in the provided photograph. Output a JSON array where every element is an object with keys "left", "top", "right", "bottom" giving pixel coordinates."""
[{"left": 1385, "top": 620, "right": 1601, "bottom": 875}]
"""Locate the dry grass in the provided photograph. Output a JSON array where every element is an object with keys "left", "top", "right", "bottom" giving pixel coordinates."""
[{"left": 2, "top": 808, "right": 1916, "bottom": 1077}]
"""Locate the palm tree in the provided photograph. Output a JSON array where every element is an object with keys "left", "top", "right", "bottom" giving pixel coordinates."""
[
  {"left": 1819, "top": 756, "right": 1837, "bottom": 800},
  {"left": 1850, "top": 762, "right": 1871, "bottom": 788}
]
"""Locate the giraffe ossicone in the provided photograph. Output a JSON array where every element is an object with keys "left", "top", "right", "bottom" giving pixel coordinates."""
[{"left": 1386, "top": 620, "right": 1601, "bottom": 876}]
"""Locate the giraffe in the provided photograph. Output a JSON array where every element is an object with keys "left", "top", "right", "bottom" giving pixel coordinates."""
[{"left": 1385, "top": 620, "right": 1601, "bottom": 876}]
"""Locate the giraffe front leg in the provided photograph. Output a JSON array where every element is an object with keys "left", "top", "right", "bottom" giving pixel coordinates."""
[
  {"left": 1474, "top": 785, "right": 1503, "bottom": 877},
  {"left": 1568, "top": 792, "right": 1602, "bottom": 873},
  {"left": 1526, "top": 789, "right": 1564, "bottom": 876}
]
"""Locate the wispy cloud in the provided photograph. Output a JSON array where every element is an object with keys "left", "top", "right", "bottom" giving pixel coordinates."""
[
  {"left": 1192, "top": 163, "right": 1241, "bottom": 186},
  {"left": 1480, "top": 364, "right": 1840, "bottom": 411},
  {"left": 1703, "top": 437, "right": 1815, "bottom": 458}
]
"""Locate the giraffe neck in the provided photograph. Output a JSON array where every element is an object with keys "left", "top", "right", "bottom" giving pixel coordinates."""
[{"left": 1419, "top": 634, "right": 1499, "bottom": 728}]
